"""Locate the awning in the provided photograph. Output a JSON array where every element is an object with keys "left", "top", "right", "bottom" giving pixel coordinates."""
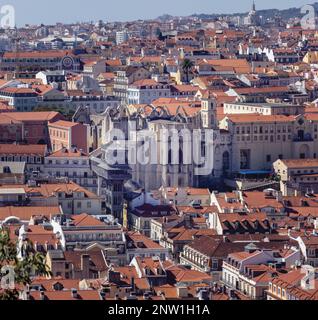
[{"left": 238, "top": 170, "right": 272, "bottom": 175}]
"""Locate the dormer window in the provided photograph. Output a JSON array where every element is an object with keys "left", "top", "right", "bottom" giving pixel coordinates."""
[{"left": 298, "top": 118, "right": 304, "bottom": 126}]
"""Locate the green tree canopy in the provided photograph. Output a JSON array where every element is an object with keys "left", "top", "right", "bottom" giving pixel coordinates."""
[
  {"left": 181, "top": 58, "right": 195, "bottom": 83},
  {"left": 0, "top": 228, "right": 51, "bottom": 300}
]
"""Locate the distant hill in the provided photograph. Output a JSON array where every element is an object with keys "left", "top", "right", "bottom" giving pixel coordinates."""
[
  {"left": 158, "top": 2, "right": 318, "bottom": 21},
  {"left": 157, "top": 14, "right": 175, "bottom": 22}
]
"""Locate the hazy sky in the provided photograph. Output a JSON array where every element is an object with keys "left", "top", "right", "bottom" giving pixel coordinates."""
[{"left": 1, "top": 0, "right": 313, "bottom": 26}]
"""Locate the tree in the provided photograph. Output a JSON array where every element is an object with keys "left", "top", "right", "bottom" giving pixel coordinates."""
[
  {"left": 0, "top": 228, "right": 51, "bottom": 300},
  {"left": 181, "top": 58, "right": 195, "bottom": 83}
]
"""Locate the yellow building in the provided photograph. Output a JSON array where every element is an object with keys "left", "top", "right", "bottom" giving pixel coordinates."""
[{"left": 303, "top": 51, "right": 318, "bottom": 64}]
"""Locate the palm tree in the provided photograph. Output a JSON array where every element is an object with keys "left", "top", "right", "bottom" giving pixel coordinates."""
[
  {"left": 0, "top": 228, "right": 51, "bottom": 300},
  {"left": 181, "top": 58, "right": 194, "bottom": 83}
]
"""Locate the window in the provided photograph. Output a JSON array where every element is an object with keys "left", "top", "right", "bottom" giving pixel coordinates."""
[
  {"left": 309, "top": 249, "right": 315, "bottom": 257},
  {"left": 212, "top": 259, "right": 218, "bottom": 270}
]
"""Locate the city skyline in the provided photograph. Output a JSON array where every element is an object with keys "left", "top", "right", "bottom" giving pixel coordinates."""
[
  {"left": 3, "top": 0, "right": 312, "bottom": 26},
  {"left": 1, "top": 0, "right": 318, "bottom": 306}
]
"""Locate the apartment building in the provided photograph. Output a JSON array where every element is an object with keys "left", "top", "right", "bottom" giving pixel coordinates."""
[
  {"left": 0, "top": 111, "right": 64, "bottom": 145},
  {"left": 0, "top": 50, "right": 81, "bottom": 72},
  {"left": 0, "top": 162, "right": 25, "bottom": 184},
  {"left": 159, "top": 187, "right": 211, "bottom": 206},
  {"left": 0, "top": 87, "right": 39, "bottom": 112},
  {"left": 267, "top": 268, "right": 318, "bottom": 300},
  {"left": 51, "top": 213, "right": 125, "bottom": 253},
  {"left": 113, "top": 66, "right": 151, "bottom": 102},
  {"left": 219, "top": 113, "right": 318, "bottom": 173},
  {"left": 292, "top": 231, "right": 318, "bottom": 267},
  {"left": 48, "top": 120, "right": 88, "bottom": 153},
  {"left": 222, "top": 246, "right": 300, "bottom": 299},
  {"left": 128, "top": 204, "right": 176, "bottom": 237},
  {"left": 179, "top": 236, "right": 245, "bottom": 280},
  {"left": 0, "top": 205, "right": 62, "bottom": 226},
  {"left": 127, "top": 79, "right": 171, "bottom": 105},
  {"left": 0, "top": 144, "right": 47, "bottom": 176},
  {"left": 0, "top": 182, "right": 103, "bottom": 215},
  {"left": 18, "top": 224, "right": 65, "bottom": 255},
  {"left": 125, "top": 231, "right": 171, "bottom": 263},
  {"left": 46, "top": 249, "right": 108, "bottom": 280},
  {"left": 43, "top": 148, "right": 98, "bottom": 193},
  {"left": 116, "top": 30, "right": 129, "bottom": 45},
  {"left": 66, "top": 90, "right": 120, "bottom": 114},
  {"left": 274, "top": 158, "right": 318, "bottom": 195},
  {"left": 223, "top": 102, "right": 304, "bottom": 116}
]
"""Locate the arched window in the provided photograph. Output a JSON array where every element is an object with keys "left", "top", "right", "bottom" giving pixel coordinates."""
[{"left": 179, "top": 148, "right": 183, "bottom": 164}]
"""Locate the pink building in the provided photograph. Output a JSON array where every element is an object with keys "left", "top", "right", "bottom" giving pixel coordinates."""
[
  {"left": 49, "top": 120, "right": 88, "bottom": 153},
  {"left": 0, "top": 111, "right": 64, "bottom": 145}
]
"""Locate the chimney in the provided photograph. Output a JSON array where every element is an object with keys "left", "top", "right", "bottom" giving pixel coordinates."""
[
  {"left": 40, "top": 289, "right": 45, "bottom": 301},
  {"left": 131, "top": 276, "right": 135, "bottom": 292},
  {"left": 143, "top": 292, "right": 150, "bottom": 300},
  {"left": 81, "top": 254, "right": 90, "bottom": 279},
  {"left": 228, "top": 289, "right": 237, "bottom": 300},
  {"left": 71, "top": 288, "right": 78, "bottom": 299},
  {"left": 177, "top": 286, "right": 188, "bottom": 298},
  {"left": 238, "top": 191, "right": 243, "bottom": 202},
  {"left": 276, "top": 191, "right": 283, "bottom": 202},
  {"left": 108, "top": 270, "right": 121, "bottom": 283},
  {"left": 198, "top": 289, "right": 209, "bottom": 300}
]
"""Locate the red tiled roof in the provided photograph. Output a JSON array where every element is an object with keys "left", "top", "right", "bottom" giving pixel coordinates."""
[
  {"left": 2, "top": 111, "right": 63, "bottom": 122},
  {"left": 0, "top": 144, "right": 46, "bottom": 155},
  {"left": 3, "top": 50, "right": 74, "bottom": 59},
  {"left": 49, "top": 148, "right": 87, "bottom": 158},
  {"left": 0, "top": 206, "right": 61, "bottom": 221},
  {"left": 70, "top": 213, "right": 105, "bottom": 227},
  {"left": 49, "top": 120, "right": 79, "bottom": 128}
]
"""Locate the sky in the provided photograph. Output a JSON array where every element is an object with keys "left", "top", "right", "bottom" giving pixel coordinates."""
[{"left": 0, "top": 0, "right": 313, "bottom": 26}]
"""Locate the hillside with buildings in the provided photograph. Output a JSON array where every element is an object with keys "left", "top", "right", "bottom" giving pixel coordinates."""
[{"left": 0, "top": 1, "right": 318, "bottom": 303}]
